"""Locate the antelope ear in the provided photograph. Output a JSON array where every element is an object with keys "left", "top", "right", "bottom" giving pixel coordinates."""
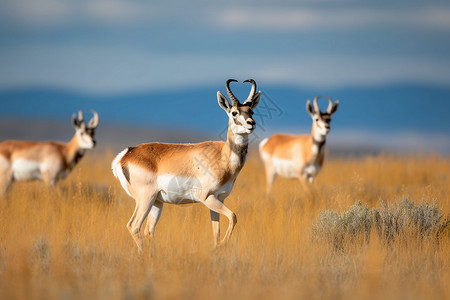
[
  {"left": 330, "top": 100, "right": 339, "bottom": 115},
  {"left": 306, "top": 100, "right": 314, "bottom": 116},
  {"left": 217, "top": 91, "right": 231, "bottom": 112},
  {"left": 251, "top": 91, "right": 261, "bottom": 109}
]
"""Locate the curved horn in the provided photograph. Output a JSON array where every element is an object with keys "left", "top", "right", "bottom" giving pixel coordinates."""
[
  {"left": 243, "top": 79, "right": 256, "bottom": 105},
  {"left": 226, "top": 79, "right": 239, "bottom": 106},
  {"left": 325, "top": 97, "right": 333, "bottom": 114},
  {"left": 77, "top": 110, "right": 84, "bottom": 122},
  {"left": 313, "top": 96, "right": 321, "bottom": 114},
  {"left": 88, "top": 110, "right": 99, "bottom": 128}
]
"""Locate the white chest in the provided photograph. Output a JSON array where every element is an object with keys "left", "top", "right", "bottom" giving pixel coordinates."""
[{"left": 12, "top": 159, "right": 42, "bottom": 181}]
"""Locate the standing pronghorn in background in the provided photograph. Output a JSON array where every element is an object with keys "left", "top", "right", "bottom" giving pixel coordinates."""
[
  {"left": 259, "top": 96, "right": 338, "bottom": 193},
  {"left": 112, "top": 79, "right": 261, "bottom": 251},
  {"left": 0, "top": 110, "right": 99, "bottom": 194}
]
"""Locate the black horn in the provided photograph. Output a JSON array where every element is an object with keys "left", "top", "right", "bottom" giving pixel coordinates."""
[
  {"left": 313, "top": 96, "right": 321, "bottom": 114},
  {"left": 77, "top": 110, "right": 84, "bottom": 123},
  {"left": 88, "top": 110, "right": 99, "bottom": 129},
  {"left": 243, "top": 79, "right": 257, "bottom": 105},
  {"left": 325, "top": 97, "right": 334, "bottom": 114},
  {"left": 226, "top": 79, "right": 239, "bottom": 106}
]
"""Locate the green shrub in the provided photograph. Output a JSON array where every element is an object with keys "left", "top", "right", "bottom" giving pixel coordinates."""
[
  {"left": 377, "top": 197, "right": 443, "bottom": 242},
  {"left": 312, "top": 197, "right": 448, "bottom": 249}
]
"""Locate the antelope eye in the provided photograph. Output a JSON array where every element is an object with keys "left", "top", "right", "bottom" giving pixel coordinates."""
[
  {"left": 232, "top": 111, "right": 238, "bottom": 117},
  {"left": 315, "top": 118, "right": 319, "bottom": 122}
]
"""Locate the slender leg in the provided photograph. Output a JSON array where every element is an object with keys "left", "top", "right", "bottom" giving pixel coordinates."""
[
  {"left": 143, "top": 200, "right": 164, "bottom": 239},
  {"left": 127, "top": 190, "right": 158, "bottom": 252},
  {"left": 0, "top": 159, "right": 12, "bottom": 196},
  {"left": 263, "top": 163, "right": 275, "bottom": 194},
  {"left": 42, "top": 172, "right": 56, "bottom": 188},
  {"left": 210, "top": 210, "right": 220, "bottom": 247},
  {"left": 0, "top": 176, "right": 12, "bottom": 196},
  {"left": 203, "top": 195, "right": 237, "bottom": 247},
  {"left": 298, "top": 172, "right": 312, "bottom": 192}
]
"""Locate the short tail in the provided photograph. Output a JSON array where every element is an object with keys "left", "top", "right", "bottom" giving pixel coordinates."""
[
  {"left": 112, "top": 148, "right": 128, "bottom": 178},
  {"left": 259, "top": 137, "right": 269, "bottom": 153},
  {"left": 112, "top": 148, "right": 134, "bottom": 198}
]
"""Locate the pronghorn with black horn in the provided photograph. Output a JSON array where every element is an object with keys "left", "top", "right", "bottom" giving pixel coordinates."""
[
  {"left": 259, "top": 96, "right": 338, "bottom": 193},
  {"left": 0, "top": 110, "right": 99, "bottom": 194},
  {"left": 112, "top": 79, "right": 261, "bottom": 251}
]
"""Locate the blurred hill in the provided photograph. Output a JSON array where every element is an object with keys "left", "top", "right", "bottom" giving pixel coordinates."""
[{"left": 1, "top": 83, "right": 449, "bottom": 154}]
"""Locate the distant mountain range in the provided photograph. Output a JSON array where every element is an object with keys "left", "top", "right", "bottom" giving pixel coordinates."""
[{"left": 1, "top": 83, "right": 449, "bottom": 154}]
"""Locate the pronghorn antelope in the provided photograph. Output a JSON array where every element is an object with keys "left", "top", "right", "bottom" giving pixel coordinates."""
[
  {"left": 112, "top": 79, "right": 261, "bottom": 251},
  {"left": 0, "top": 110, "right": 99, "bottom": 194},
  {"left": 259, "top": 96, "right": 338, "bottom": 193}
]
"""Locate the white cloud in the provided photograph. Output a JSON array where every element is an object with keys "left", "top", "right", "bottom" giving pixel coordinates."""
[
  {"left": 6, "top": 0, "right": 72, "bottom": 25},
  {"left": 4, "top": 1, "right": 450, "bottom": 32},
  {"left": 216, "top": 6, "right": 450, "bottom": 31},
  {"left": 252, "top": 55, "right": 450, "bottom": 88},
  {"left": 84, "top": 0, "right": 156, "bottom": 23},
  {"left": 1, "top": 44, "right": 450, "bottom": 93},
  {"left": 1, "top": 0, "right": 157, "bottom": 26}
]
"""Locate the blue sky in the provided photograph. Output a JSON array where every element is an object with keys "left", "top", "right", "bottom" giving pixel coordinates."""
[{"left": 1, "top": 0, "right": 450, "bottom": 94}]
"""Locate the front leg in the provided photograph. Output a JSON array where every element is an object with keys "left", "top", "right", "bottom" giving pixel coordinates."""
[
  {"left": 297, "top": 171, "right": 312, "bottom": 191},
  {"left": 42, "top": 171, "right": 56, "bottom": 188},
  {"left": 210, "top": 210, "right": 220, "bottom": 247},
  {"left": 203, "top": 195, "right": 237, "bottom": 247}
]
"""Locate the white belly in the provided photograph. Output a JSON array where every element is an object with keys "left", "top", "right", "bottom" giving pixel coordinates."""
[
  {"left": 157, "top": 174, "right": 203, "bottom": 204},
  {"left": 12, "top": 159, "right": 42, "bottom": 181},
  {"left": 273, "top": 158, "right": 298, "bottom": 178}
]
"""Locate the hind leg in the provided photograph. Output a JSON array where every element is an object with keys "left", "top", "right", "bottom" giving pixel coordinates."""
[
  {"left": 0, "top": 158, "right": 13, "bottom": 196},
  {"left": 263, "top": 162, "right": 276, "bottom": 194},
  {"left": 42, "top": 172, "right": 56, "bottom": 188},
  {"left": 143, "top": 200, "right": 164, "bottom": 240},
  {"left": 127, "top": 188, "right": 159, "bottom": 252},
  {"left": 0, "top": 176, "right": 13, "bottom": 197}
]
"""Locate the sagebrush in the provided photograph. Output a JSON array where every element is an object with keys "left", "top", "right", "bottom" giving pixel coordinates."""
[{"left": 312, "top": 197, "right": 449, "bottom": 249}]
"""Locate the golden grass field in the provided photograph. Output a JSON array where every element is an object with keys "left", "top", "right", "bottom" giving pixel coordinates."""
[{"left": 0, "top": 149, "right": 449, "bottom": 299}]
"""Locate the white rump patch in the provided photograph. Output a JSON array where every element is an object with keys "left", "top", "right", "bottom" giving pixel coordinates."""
[{"left": 12, "top": 159, "right": 42, "bottom": 181}]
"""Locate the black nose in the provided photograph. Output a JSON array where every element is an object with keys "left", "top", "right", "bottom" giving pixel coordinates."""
[{"left": 247, "top": 120, "right": 255, "bottom": 126}]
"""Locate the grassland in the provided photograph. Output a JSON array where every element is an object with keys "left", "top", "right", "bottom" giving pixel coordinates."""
[{"left": 0, "top": 150, "right": 449, "bottom": 299}]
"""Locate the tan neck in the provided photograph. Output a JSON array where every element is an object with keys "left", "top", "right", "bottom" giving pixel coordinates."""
[
  {"left": 64, "top": 134, "right": 85, "bottom": 169},
  {"left": 222, "top": 119, "right": 249, "bottom": 172}
]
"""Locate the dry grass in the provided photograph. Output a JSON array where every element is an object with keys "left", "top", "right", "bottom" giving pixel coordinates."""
[{"left": 0, "top": 149, "right": 449, "bottom": 299}]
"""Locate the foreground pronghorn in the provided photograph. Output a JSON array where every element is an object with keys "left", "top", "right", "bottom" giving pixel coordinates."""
[
  {"left": 0, "top": 110, "right": 99, "bottom": 194},
  {"left": 259, "top": 96, "right": 338, "bottom": 192},
  {"left": 112, "top": 79, "right": 261, "bottom": 251}
]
